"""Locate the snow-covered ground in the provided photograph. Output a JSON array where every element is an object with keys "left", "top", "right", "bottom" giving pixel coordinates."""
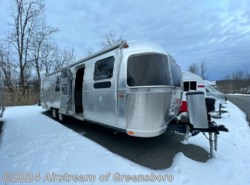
[
  {"left": 226, "top": 93, "right": 250, "bottom": 96},
  {"left": 0, "top": 102, "right": 249, "bottom": 185}
]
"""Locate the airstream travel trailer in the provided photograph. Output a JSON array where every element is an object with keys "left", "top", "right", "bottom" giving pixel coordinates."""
[
  {"left": 41, "top": 41, "right": 228, "bottom": 157},
  {"left": 41, "top": 41, "right": 183, "bottom": 137},
  {"left": 180, "top": 71, "right": 206, "bottom": 112},
  {"left": 0, "top": 80, "right": 4, "bottom": 118}
]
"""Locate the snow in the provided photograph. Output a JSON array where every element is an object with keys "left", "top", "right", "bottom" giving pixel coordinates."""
[
  {"left": 226, "top": 93, "right": 250, "bottom": 96},
  {"left": 0, "top": 102, "right": 250, "bottom": 185}
]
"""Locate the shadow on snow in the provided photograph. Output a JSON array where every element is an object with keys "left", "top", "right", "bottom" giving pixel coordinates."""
[{"left": 42, "top": 111, "right": 209, "bottom": 170}]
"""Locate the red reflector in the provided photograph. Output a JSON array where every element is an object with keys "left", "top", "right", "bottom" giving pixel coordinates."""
[
  {"left": 127, "top": 131, "right": 134, "bottom": 135},
  {"left": 198, "top": 85, "right": 205, "bottom": 88},
  {"left": 180, "top": 101, "right": 188, "bottom": 112},
  {"left": 122, "top": 42, "right": 129, "bottom": 48}
]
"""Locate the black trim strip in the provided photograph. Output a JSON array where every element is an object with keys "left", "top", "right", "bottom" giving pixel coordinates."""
[{"left": 94, "top": 81, "right": 112, "bottom": 89}]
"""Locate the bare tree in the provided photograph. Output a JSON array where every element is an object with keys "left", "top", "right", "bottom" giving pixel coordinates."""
[
  {"left": 245, "top": 73, "right": 250, "bottom": 80},
  {"left": 101, "top": 30, "right": 122, "bottom": 48},
  {"left": 7, "top": 0, "right": 45, "bottom": 96},
  {"left": 0, "top": 46, "right": 17, "bottom": 92},
  {"left": 188, "top": 63, "right": 199, "bottom": 75},
  {"left": 200, "top": 59, "right": 207, "bottom": 80},
  {"left": 218, "top": 70, "right": 250, "bottom": 93},
  {"left": 224, "top": 74, "right": 231, "bottom": 80},
  {"left": 231, "top": 70, "right": 245, "bottom": 80},
  {"left": 52, "top": 47, "right": 76, "bottom": 71},
  {"left": 40, "top": 42, "right": 57, "bottom": 74},
  {"left": 62, "top": 47, "right": 76, "bottom": 66},
  {"left": 188, "top": 60, "right": 208, "bottom": 79},
  {"left": 29, "top": 24, "right": 58, "bottom": 89},
  {"left": 84, "top": 47, "right": 94, "bottom": 57}
]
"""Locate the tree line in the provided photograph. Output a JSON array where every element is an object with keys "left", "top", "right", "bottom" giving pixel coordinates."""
[
  {"left": 187, "top": 60, "right": 250, "bottom": 93},
  {"left": 0, "top": 0, "right": 76, "bottom": 95},
  {"left": 4, "top": 0, "right": 247, "bottom": 106},
  {"left": 0, "top": 0, "right": 121, "bottom": 106},
  {"left": 217, "top": 71, "right": 250, "bottom": 93}
]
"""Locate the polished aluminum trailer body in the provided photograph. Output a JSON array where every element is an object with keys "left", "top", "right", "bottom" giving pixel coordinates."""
[
  {"left": 0, "top": 81, "right": 4, "bottom": 118},
  {"left": 41, "top": 41, "right": 183, "bottom": 137}
]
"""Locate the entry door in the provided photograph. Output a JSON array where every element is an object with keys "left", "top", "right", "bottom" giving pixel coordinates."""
[{"left": 59, "top": 68, "right": 72, "bottom": 114}]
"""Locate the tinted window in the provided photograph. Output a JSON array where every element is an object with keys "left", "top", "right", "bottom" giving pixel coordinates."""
[
  {"left": 55, "top": 77, "right": 60, "bottom": 91},
  {"left": 127, "top": 54, "right": 171, "bottom": 86},
  {"left": 183, "top": 81, "right": 197, "bottom": 91},
  {"left": 94, "top": 56, "right": 115, "bottom": 80},
  {"left": 170, "top": 57, "right": 182, "bottom": 87},
  {"left": 184, "top": 82, "right": 189, "bottom": 91},
  {"left": 190, "top": 81, "right": 197, "bottom": 90}
]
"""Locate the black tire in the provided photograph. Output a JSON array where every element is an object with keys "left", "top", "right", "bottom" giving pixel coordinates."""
[
  {"left": 52, "top": 108, "right": 58, "bottom": 119},
  {"left": 58, "top": 112, "right": 65, "bottom": 122}
]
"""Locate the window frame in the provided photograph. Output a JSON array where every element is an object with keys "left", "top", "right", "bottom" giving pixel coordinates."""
[{"left": 93, "top": 56, "right": 115, "bottom": 81}]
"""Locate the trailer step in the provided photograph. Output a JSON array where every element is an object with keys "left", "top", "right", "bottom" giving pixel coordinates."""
[
  {"left": 74, "top": 113, "right": 84, "bottom": 120},
  {"left": 75, "top": 113, "right": 83, "bottom": 116}
]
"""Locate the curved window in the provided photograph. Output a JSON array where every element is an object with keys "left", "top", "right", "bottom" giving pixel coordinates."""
[
  {"left": 169, "top": 57, "right": 182, "bottom": 87},
  {"left": 127, "top": 54, "right": 171, "bottom": 86}
]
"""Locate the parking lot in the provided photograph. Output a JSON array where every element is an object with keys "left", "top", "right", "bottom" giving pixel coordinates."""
[
  {"left": 43, "top": 111, "right": 209, "bottom": 170},
  {"left": 227, "top": 95, "right": 250, "bottom": 125}
]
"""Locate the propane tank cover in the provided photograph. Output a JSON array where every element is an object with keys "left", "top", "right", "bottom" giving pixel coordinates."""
[{"left": 186, "top": 92, "right": 209, "bottom": 129}]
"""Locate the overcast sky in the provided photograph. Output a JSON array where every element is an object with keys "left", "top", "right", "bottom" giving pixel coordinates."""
[{"left": 1, "top": 0, "right": 250, "bottom": 80}]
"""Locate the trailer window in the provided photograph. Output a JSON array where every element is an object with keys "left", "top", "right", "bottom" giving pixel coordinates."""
[
  {"left": 184, "top": 82, "right": 189, "bottom": 91},
  {"left": 127, "top": 54, "right": 171, "bottom": 86},
  {"left": 55, "top": 77, "right": 60, "bottom": 91},
  {"left": 190, "top": 81, "right": 197, "bottom": 90},
  {"left": 170, "top": 57, "right": 182, "bottom": 87},
  {"left": 94, "top": 56, "right": 115, "bottom": 81},
  {"left": 183, "top": 81, "right": 197, "bottom": 91}
]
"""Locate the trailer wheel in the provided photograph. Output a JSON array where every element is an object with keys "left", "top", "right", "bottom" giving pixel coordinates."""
[
  {"left": 58, "top": 113, "right": 65, "bottom": 122},
  {"left": 52, "top": 108, "right": 58, "bottom": 119}
]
